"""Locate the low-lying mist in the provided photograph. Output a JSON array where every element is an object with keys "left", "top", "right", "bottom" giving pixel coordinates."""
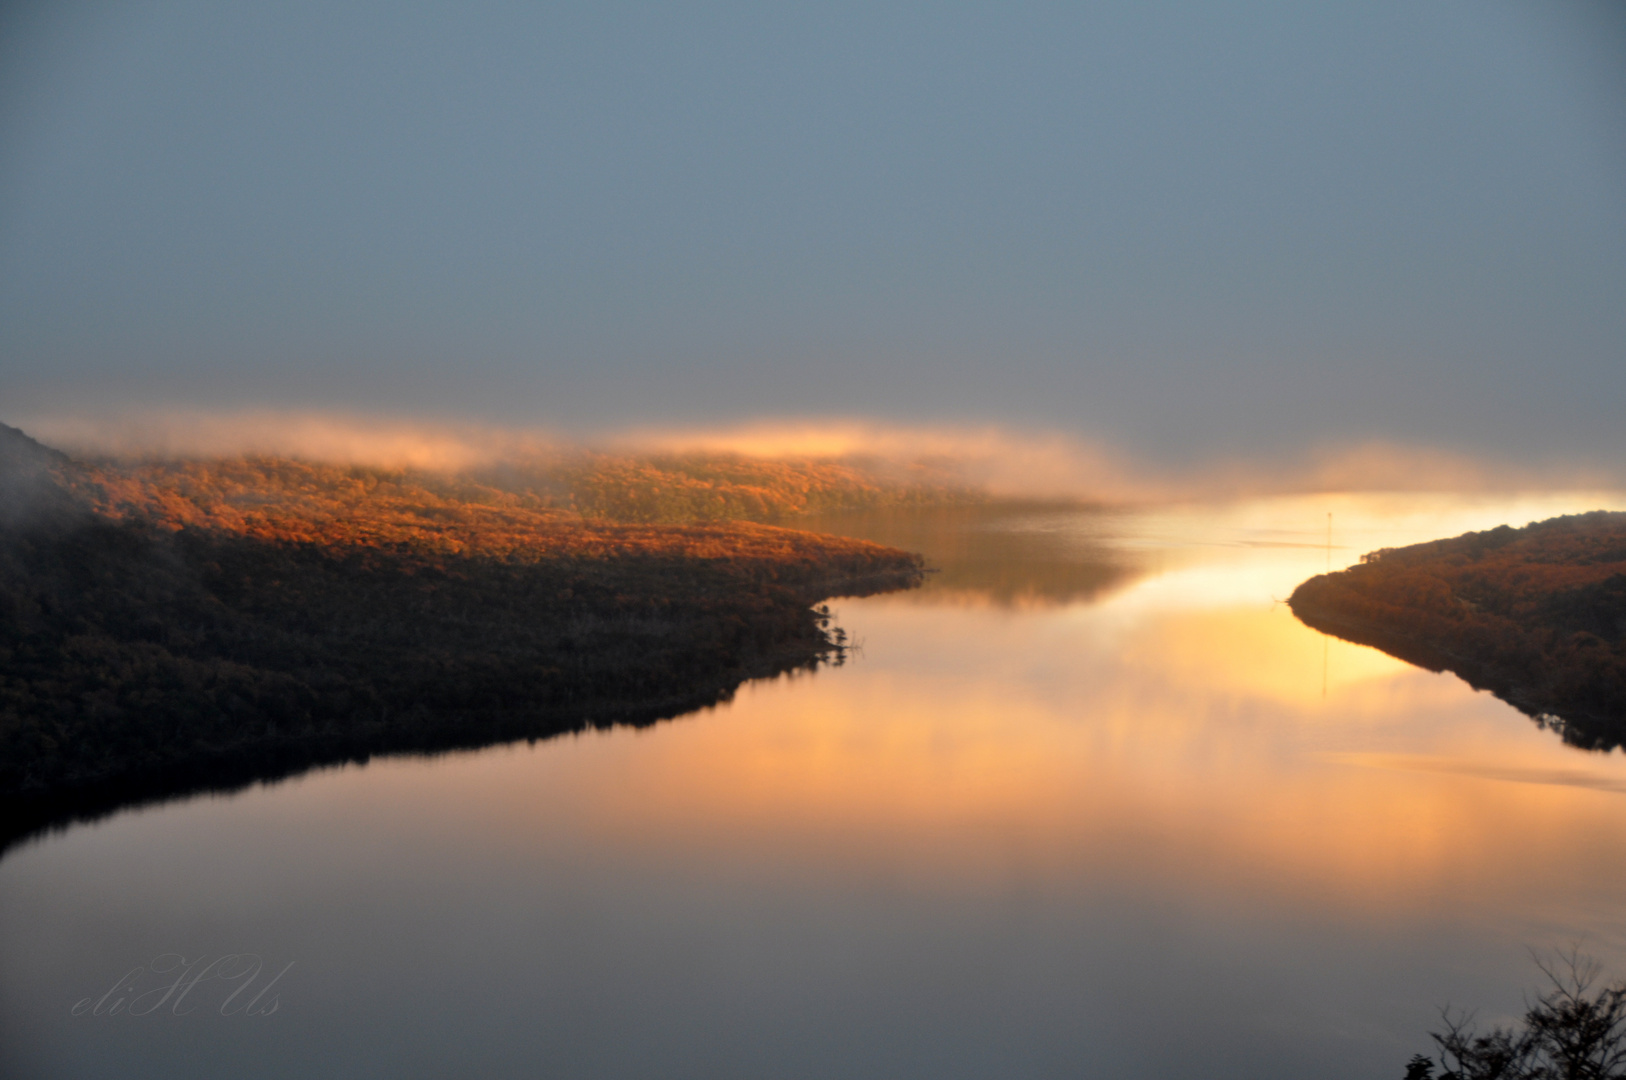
[{"left": 12, "top": 408, "right": 1620, "bottom": 503}]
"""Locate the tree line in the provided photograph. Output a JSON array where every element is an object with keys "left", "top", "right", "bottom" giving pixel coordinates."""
[
  {"left": 0, "top": 424, "right": 924, "bottom": 851},
  {"left": 1289, "top": 512, "right": 1626, "bottom": 748}
]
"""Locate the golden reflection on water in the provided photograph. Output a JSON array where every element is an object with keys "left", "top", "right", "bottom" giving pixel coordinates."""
[
  {"left": 419, "top": 491, "right": 1626, "bottom": 924},
  {"left": 9, "top": 491, "right": 1626, "bottom": 1080}
]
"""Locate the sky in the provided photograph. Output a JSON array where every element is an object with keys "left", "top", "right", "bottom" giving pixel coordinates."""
[{"left": 1, "top": 1, "right": 1623, "bottom": 473}]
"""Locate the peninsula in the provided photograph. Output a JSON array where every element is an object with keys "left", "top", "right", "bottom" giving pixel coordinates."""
[
  {"left": 1289, "top": 511, "right": 1626, "bottom": 748},
  {"left": 0, "top": 425, "right": 926, "bottom": 848}
]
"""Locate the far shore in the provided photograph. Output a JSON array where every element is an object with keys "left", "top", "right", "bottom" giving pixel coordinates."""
[{"left": 1289, "top": 511, "right": 1626, "bottom": 748}]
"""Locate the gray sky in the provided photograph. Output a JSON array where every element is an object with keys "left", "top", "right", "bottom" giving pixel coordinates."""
[{"left": 2, "top": 1, "right": 1623, "bottom": 468}]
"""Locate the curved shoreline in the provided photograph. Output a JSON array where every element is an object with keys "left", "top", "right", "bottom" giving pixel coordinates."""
[
  {"left": 0, "top": 524, "right": 922, "bottom": 854},
  {"left": 1288, "top": 510, "right": 1626, "bottom": 749},
  {"left": 0, "top": 426, "right": 926, "bottom": 853}
]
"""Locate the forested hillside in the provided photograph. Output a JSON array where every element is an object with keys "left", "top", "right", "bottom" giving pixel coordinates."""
[
  {"left": 0, "top": 425, "right": 924, "bottom": 848},
  {"left": 1289, "top": 512, "right": 1626, "bottom": 748},
  {"left": 60, "top": 445, "right": 972, "bottom": 540}
]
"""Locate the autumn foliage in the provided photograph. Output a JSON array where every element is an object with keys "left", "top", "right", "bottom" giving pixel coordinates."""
[
  {"left": 1289, "top": 512, "right": 1626, "bottom": 747},
  {"left": 0, "top": 425, "right": 926, "bottom": 847},
  {"left": 60, "top": 447, "right": 970, "bottom": 546}
]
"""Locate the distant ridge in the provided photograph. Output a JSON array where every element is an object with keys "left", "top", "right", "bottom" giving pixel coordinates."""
[
  {"left": 0, "top": 422, "right": 76, "bottom": 480},
  {"left": 0, "top": 421, "right": 69, "bottom": 466},
  {"left": 0, "top": 422, "right": 82, "bottom": 528}
]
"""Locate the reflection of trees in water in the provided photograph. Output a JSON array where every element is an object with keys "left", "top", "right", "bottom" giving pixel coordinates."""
[
  {"left": 1290, "top": 511, "right": 1626, "bottom": 751},
  {"left": 0, "top": 514, "right": 917, "bottom": 856},
  {"left": 0, "top": 424, "right": 925, "bottom": 856},
  {"left": 805, "top": 504, "right": 1143, "bottom": 607}
]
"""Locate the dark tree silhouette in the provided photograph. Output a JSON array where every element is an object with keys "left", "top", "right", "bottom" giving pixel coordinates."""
[
  {"left": 0, "top": 423, "right": 926, "bottom": 851},
  {"left": 1410, "top": 948, "right": 1626, "bottom": 1080}
]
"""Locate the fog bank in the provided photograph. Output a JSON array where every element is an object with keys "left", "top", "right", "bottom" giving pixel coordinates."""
[{"left": 12, "top": 409, "right": 1619, "bottom": 504}]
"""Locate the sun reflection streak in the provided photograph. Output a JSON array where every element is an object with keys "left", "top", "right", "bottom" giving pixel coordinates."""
[{"left": 379, "top": 491, "right": 1626, "bottom": 924}]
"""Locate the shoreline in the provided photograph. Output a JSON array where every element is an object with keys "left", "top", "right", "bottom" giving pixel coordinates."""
[
  {"left": 1288, "top": 511, "right": 1626, "bottom": 749},
  {"left": 0, "top": 426, "right": 925, "bottom": 852}
]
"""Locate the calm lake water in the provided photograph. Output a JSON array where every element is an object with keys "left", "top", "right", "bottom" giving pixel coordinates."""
[{"left": 5, "top": 492, "right": 1626, "bottom": 1079}]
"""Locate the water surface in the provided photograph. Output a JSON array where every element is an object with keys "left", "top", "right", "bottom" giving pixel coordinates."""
[{"left": 5, "top": 492, "right": 1626, "bottom": 1079}]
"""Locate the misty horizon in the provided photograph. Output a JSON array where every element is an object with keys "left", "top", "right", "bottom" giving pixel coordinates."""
[
  {"left": 7, "top": 409, "right": 1623, "bottom": 503},
  {"left": 3, "top": 2, "right": 1624, "bottom": 469}
]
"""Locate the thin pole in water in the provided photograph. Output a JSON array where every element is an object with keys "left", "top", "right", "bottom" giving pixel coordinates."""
[{"left": 1323, "top": 511, "right": 1332, "bottom": 698}]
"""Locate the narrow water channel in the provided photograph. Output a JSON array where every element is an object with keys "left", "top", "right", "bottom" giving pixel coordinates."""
[{"left": 5, "top": 492, "right": 1625, "bottom": 1079}]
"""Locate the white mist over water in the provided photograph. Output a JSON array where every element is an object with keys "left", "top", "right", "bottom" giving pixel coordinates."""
[{"left": 13, "top": 409, "right": 1620, "bottom": 502}]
